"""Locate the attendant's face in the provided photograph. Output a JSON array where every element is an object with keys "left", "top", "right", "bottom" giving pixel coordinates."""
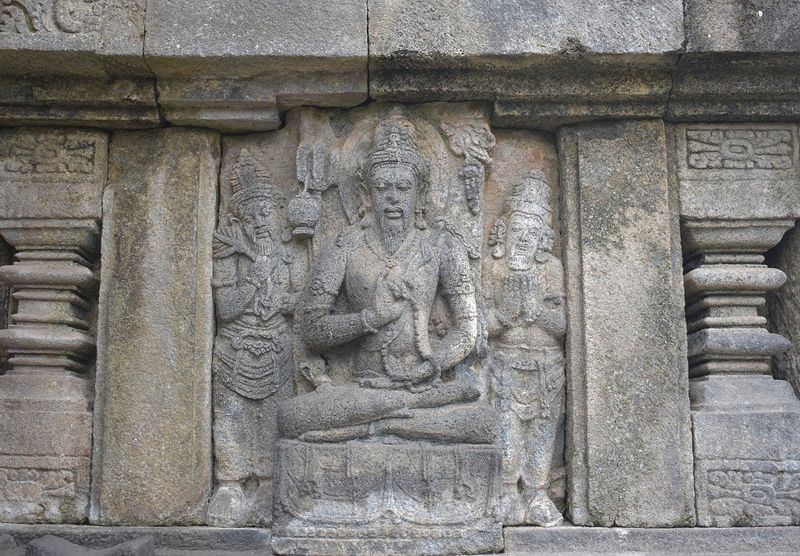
[
  {"left": 369, "top": 164, "right": 417, "bottom": 230},
  {"left": 507, "top": 212, "right": 543, "bottom": 271},
  {"left": 240, "top": 198, "right": 275, "bottom": 243}
]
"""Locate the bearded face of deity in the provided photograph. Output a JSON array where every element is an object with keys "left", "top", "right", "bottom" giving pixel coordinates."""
[
  {"left": 368, "top": 163, "right": 418, "bottom": 253},
  {"left": 239, "top": 197, "right": 277, "bottom": 246},
  {"left": 506, "top": 212, "right": 544, "bottom": 272}
]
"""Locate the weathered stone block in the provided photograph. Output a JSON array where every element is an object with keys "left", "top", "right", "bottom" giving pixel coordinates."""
[
  {"left": 369, "top": 0, "right": 683, "bottom": 128},
  {"left": 0, "top": 1, "right": 159, "bottom": 127},
  {"left": 504, "top": 524, "right": 800, "bottom": 554},
  {"left": 0, "top": 0, "right": 147, "bottom": 76},
  {"left": 0, "top": 127, "right": 106, "bottom": 524},
  {"left": 685, "top": 1, "right": 800, "bottom": 53},
  {"left": 0, "top": 127, "right": 107, "bottom": 220},
  {"left": 692, "top": 376, "right": 800, "bottom": 526},
  {"left": 144, "top": 0, "right": 367, "bottom": 131},
  {"left": 673, "top": 121, "right": 800, "bottom": 528},
  {"left": 673, "top": 123, "right": 800, "bottom": 221},
  {"left": 272, "top": 440, "right": 502, "bottom": 555},
  {"left": 0, "top": 523, "right": 270, "bottom": 552},
  {"left": 671, "top": 6, "right": 800, "bottom": 122},
  {"left": 92, "top": 128, "right": 218, "bottom": 525},
  {"left": 559, "top": 119, "right": 696, "bottom": 526},
  {"left": 369, "top": 0, "right": 684, "bottom": 62}
]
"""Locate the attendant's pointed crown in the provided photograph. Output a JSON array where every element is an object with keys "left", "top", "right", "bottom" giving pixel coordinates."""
[{"left": 230, "top": 150, "right": 276, "bottom": 216}]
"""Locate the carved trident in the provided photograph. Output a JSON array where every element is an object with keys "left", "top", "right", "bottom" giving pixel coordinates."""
[{"left": 288, "top": 142, "right": 337, "bottom": 239}]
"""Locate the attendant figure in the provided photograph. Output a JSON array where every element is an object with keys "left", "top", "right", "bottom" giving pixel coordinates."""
[
  {"left": 485, "top": 171, "right": 567, "bottom": 526},
  {"left": 207, "top": 152, "right": 295, "bottom": 527}
]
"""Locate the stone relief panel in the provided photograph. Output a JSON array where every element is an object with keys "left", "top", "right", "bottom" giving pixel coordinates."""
[
  {"left": 481, "top": 133, "right": 564, "bottom": 527},
  {"left": 210, "top": 103, "right": 564, "bottom": 554},
  {"left": 209, "top": 128, "right": 307, "bottom": 528}
]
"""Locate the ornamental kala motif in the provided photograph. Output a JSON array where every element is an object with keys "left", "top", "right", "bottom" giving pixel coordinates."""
[
  {"left": 701, "top": 460, "right": 800, "bottom": 526},
  {"left": 0, "top": 129, "right": 98, "bottom": 178},
  {"left": 685, "top": 128, "right": 795, "bottom": 170},
  {"left": 0, "top": 0, "right": 103, "bottom": 34}
]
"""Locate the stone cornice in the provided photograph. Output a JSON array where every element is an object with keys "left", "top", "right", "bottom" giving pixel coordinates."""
[{"left": 0, "top": 1, "right": 798, "bottom": 130}]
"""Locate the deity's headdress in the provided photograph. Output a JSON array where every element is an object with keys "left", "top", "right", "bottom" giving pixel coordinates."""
[
  {"left": 358, "top": 115, "right": 430, "bottom": 223},
  {"left": 504, "top": 169, "right": 552, "bottom": 223},
  {"left": 490, "top": 170, "right": 554, "bottom": 259},
  {"left": 229, "top": 150, "right": 277, "bottom": 218}
]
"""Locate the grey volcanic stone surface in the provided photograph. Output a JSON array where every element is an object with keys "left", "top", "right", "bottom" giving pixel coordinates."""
[
  {"left": 0, "top": 1, "right": 158, "bottom": 127},
  {"left": 672, "top": 123, "right": 800, "bottom": 221},
  {"left": 92, "top": 128, "right": 218, "bottom": 525},
  {"left": 144, "top": 0, "right": 367, "bottom": 130},
  {"left": 558, "top": 120, "right": 695, "bottom": 527},
  {"left": 145, "top": 0, "right": 366, "bottom": 67},
  {"left": 0, "top": 524, "right": 270, "bottom": 555},
  {"left": 369, "top": 1, "right": 684, "bottom": 127},
  {"left": 0, "top": 0, "right": 148, "bottom": 77},
  {"left": 0, "top": 127, "right": 108, "bottom": 219},
  {"left": 685, "top": 0, "right": 800, "bottom": 53},
  {"left": 369, "top": 0, "right": 684, "bottom": 60},
  {"left": 504, "top": 524, "right": 800, "bottom": 554},
  {"left": 770, "top": 225, "right": 800, "bottom": 397}
]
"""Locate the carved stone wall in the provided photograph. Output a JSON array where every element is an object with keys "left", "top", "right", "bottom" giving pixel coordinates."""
[
  {"left": 673, "top": 122, "right": 800, "bottom": 527},
  {"left": 0, "top": 127, "right": 106, "bottom": 524},
  {"left": 1, "top": 2, "right": 800, "bottom": 555}
]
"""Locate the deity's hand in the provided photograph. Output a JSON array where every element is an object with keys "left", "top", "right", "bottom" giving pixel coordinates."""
[
  {"left": 313, "top": 375, "right": 333, "bottom": 392},
  {"left": 358, "top": 376, "right": 406, "bottom": 389},
  {"left": 522, "top": 302, "right": 544, "bottom": 325},
  {"left": 370, "top": 278, "right": 409, "bottom": 327},
  {"left": 253, "top": 255, "right": 271, "bottom": 284},
  {"left": 406, "top": 360, "right": 438, "bottom": 385}
]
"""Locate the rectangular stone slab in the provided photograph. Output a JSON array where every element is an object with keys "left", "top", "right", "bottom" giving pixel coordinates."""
[
  {"left": 505, "top": 525, "right": 800, "bottom": 554},
  {"left": 559, "top": 119, "right": 696, "bottom": 526},
  {"left": 92, "top": 128, "right": 218, "bottom": 525},
  {"left": 144, "top": 0, "right": 367, "bottom": 130},
  {"left": 0, "top": 127, "right": 107, "bottom": 220}
]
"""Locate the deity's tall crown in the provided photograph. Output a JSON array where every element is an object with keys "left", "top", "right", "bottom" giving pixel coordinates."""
[
  {"left": 362, "top": 115, "right": 429, "bottom": 190},
  {"left": 230, "top": 150, "right": 277, "bottom": 216},
  {"left": 505, "top": 170, "right": 552, "bottom": 222}
]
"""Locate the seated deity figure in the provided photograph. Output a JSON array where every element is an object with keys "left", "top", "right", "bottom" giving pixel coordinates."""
[
  {"left": 278, "top": 115, "right": 498, "bottom": 444},
  {"left": 485, "top": 170, "right": 567, "bottom": 527},
  {"left": 207, "top": 152, "right": 295, "bottom": 527}
]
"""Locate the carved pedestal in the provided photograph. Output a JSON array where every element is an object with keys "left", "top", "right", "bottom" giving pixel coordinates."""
[
  {"left": 272, "top": 440, "right": 502, "bottom": 555},
  {"left": 674, "top": 123, "right": 800, "bottom": 526},
  {"left": 0, "top": 128, "right": 106, "bottom": 523}
]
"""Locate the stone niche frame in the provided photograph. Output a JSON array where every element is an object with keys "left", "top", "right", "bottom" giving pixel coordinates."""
[{"left": 1, "top": 1, "right": 800, "bottom": 554}]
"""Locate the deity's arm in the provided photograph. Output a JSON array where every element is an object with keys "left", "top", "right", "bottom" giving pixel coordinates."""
[
  {"left": 482, "top": 277, "right": 504, "bottom": 339},
  {"left": 212, "top": 253, "right": 257, "bottom": 323},
  {"left": 299, "top": 236, "right": 375, "bottom": 352},
  {"left": 429, "top": 236, "right": 478, "bottom": 371}
]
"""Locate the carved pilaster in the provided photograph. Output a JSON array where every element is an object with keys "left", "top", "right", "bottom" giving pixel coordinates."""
[
  {"left": 673, "top": 122, "right": 800, "bottom": 526},
  {"left": 0, "top": 127, "right": 106, "bottom": 523}
]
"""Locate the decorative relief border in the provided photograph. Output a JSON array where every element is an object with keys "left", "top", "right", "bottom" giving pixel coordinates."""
[
  {"left": 0, "top": 128, "right": 104, "bottom": 183},
  {"left": 0, "top": 0, "right": 104, "bottom": 35},
  {"left": 697, "top": 459, "right": 800, "bottom": 526}
]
